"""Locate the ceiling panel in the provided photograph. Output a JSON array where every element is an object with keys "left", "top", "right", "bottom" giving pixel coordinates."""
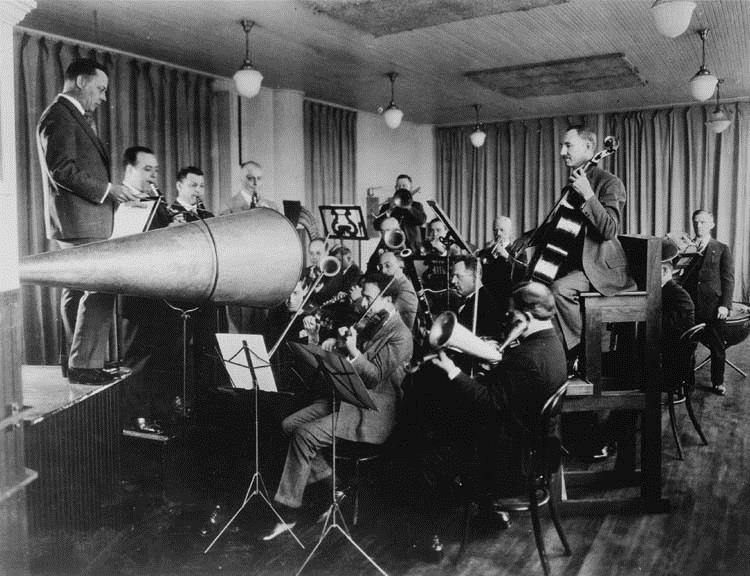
[{"left": 18, "top": 0, "right": 750, "bottom": 125}]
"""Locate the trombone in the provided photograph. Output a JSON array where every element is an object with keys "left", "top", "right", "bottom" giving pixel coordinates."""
[
  {"left": 268, "top": 256, "right": 341, "bottom": 357},
  {"left": 383, "top": 228, "right": 413, "bottom": 258}
]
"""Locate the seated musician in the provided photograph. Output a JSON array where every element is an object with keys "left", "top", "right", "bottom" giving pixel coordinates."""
[
  {"left": 365, "top": 216, "right": 400, "bottom": 274},
  {"left": 379, "top": 250, "right": 419, "bottom": 330},
  {"left": 661, "top": 239, "right": 696, "bottom": 394},
  {"left": 263, "top": 274, "right": 413, "bottom": 540},
  {"left": 168, "top": 166, "right": 214, "bottom": 222},
  {"left": 451, "top": 255, "right": 504, "bottom": 341},
  {"left": 543, "top": 125, "right": 636, "bottom": 367},
  {"left": 373, "top": 174, "right": 427, "bottom": 254},
  {"left": 400, "top": 282, "right": 566, "bottom": 561},
  {"left": 330, "top": 245, "right": 361, "bottom": 292},
  {"left": 300, "top": 238, "right": 344, "bottom": 308},
  {"left": 478, "top": 215, "right": 522, "bottom": 308}
]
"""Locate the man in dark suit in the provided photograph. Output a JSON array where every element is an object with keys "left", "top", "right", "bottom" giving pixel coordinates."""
[
  {"left": 549, "top": 125, "right": 636, "bottom": 362},
  {"left": 451, "top": 255, "right": 504, "bottom": 340},
  {"left": 263, "top": 274, "right": 413, "bottom": 540},
  {"left": 169, "top": 166, "right": 214, "bottom": 222},
  {"left": 373, "top": 174, "right": 426, "bottom": 255},
  {"left": 37, "top": 58, "right": 142, "bottom": 384},
  {"left": 683, "top": 210, "right": 735, "bottom": 395}
]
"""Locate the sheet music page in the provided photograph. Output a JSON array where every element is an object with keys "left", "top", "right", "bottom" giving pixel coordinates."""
[
  {"left": 215, "top": 333, "right": 278, "bottom": 392},
  {"left": 111, "top": 199, "right": 158, "bottom": 238}
]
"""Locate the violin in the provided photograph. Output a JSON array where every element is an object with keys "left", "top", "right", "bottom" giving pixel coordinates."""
[{"left": 523, "top": 136, "right": 620, "bottom": 285}]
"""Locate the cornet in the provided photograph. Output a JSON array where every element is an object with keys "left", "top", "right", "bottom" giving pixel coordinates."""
[{"left": 383, "top": 228, "right": 412, "bottom": 258}]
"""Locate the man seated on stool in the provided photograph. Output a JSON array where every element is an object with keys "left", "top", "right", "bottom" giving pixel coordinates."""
[
  {"left": 263, "top": 274, "right": 413, "bottom": 540},
  {"left": 430, "top": 282, "right": 567, "bottom": 538}
]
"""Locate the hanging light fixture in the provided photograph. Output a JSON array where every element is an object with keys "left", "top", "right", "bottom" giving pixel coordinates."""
[
  {"left": 706, "top": 79, "right": 731, "bottom": 134},
  {"left": 650, "top": 0, "right": 696, "bottom": 38},
  {"left": 689, "top": 28, "right": 718, "bottom": 101},
  {"left": 233, "top": 19, "right": 263, "bottom": 99},
  {"left": 381, "top": 72, "right": 404, "bottom": 129},
  {"left": 469, "top": 104, "right": 487, "bottom": 148}
]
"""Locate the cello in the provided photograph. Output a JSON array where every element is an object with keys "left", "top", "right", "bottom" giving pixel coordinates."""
[{"left": 520, "top": 136, "right": 620, "bottom": 285}]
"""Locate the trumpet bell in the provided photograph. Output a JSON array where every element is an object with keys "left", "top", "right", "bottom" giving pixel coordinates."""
[
  {"left": 384, "top": 228, "right": 406, "bottom": 251},
  {"left": 319, "top": 256, "right": 341, "bottom": 277},
  {"left": 428, "top": 311, "right": 502, "bottom": 363}
]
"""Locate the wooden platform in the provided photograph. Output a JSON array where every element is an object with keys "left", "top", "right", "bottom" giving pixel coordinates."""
[{"left": 22, "top": 365, "right": 129, "bottom": 534}]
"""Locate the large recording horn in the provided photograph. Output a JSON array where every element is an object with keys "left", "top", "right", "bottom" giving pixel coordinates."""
[
  {"left": 428, "top": 311, "right": 503, "bottom": 363},
  {"left": 19, "top": 208, "right": 303, "bottom": 308}
]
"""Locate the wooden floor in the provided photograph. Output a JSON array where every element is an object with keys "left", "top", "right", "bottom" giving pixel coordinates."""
[{"left": 28, "top": 339, "right": 750, "bottom": 576}]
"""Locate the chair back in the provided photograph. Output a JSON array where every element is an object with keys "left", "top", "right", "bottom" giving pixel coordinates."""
[
  {"left": 679, "top": 323, "right": 706, "bottom": 345},
  {"left": 529, "top": 382, "right": 568, "bottom": 477}
]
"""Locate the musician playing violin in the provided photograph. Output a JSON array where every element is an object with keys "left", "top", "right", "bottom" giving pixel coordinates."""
[
  {"left": 264, "top": 274, "right": 413, "bottom": 541},
  {"left": 545, "top": 125, "right": 635, "bottom": 362}
]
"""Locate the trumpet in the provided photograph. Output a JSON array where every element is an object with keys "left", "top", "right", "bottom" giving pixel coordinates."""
[
  {"left": 383, "top": 228, "right": 412, "bottom": 258},
  {"left": 268, "top": 256, "right": 341, "bottom": 357}
]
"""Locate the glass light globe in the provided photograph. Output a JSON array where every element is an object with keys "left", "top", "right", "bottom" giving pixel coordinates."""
[
  {"left": 383, "top": 104, "right": 403, "bottom": 129},
  {"left": 706, "top": 109, "right": 731, "bottom": 133},
  {"left": 469, "top": 128, "right": 487, "bottom": 148},
  {"left": 234, "top": 67, "right": 263, "bottom": 99},
  {"left": 689, "top": 71, "right": 717, "bottom": 101},
  {"left": 651, "top": 0, "right": 696, "bottom": 38}
]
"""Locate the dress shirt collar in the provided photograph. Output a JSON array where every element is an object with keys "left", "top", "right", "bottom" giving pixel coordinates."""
[
  {"left": 59, "top": 93, "right": 86, "bottom": 116},
  {"left": 238, "top": 189, "right": 255, "bottom": 207},
  {"left": 176, "top": 198, "right": 196, "bottom": 212}
]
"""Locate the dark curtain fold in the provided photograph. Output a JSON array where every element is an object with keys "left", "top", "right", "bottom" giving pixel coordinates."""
[
  {"left": 15, "top": 31, "right": 216, "bottom": 364},
  {"left": 437, "top": 102, "right": 750, "bottom": 301},
  {"left": 303, "top": 100, "right": 357, "bottom": 228}
]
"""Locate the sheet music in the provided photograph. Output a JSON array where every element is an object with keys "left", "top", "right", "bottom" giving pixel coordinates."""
[
  {"left": 215, "top": 333, "right": 278, "bottom": 392},
  {"left": 111, "top": 199, "right": 158, "bottom": 238}
]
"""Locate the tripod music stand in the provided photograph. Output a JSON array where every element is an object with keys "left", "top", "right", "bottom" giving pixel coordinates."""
[
  {"left": 204, "top": 337, "right": 304, "bottom": 552},
  {"left": 289, "top": 343, "right": 388, "bottom": 576}
]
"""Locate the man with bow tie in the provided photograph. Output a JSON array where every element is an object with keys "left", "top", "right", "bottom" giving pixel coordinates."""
[
  {"left": 37, "top": 58, "right": 142, "bottom": 384},
  {"left": 683, "top": 209, "right": 735, "bottom": 395}
]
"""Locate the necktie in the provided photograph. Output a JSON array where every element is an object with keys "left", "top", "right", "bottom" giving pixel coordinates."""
[{"left": 84, "top": 112, "right": 98, "bottom": 136}]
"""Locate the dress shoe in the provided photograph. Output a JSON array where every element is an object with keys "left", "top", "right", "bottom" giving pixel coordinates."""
[
  {"left": 262, "top": 520, "right": 297, "bottom": 542},
  {"left": 132, "top": 417, "right": 164, "bottom": 435},
  {"left": 68, "top": 367, "right": 115, "bottom": 385},
  {"left": 474, "top": 508, "right": 512, "bottom": 533},
  {"left": 713, "top": 383, "right": 727, "bottom": 396}
]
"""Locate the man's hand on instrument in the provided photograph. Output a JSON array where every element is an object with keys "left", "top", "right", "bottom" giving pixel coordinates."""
[
  {"left": 303, "top": 315, "right": 319, "bottom": 335},
  {"left": 349, "top": 284, "right": 362, "bottom": 302},
  {"left": 568, "top": 168, "right": 594, "bottom": 202},
  {"left": 431, "top": 350, "right": 458, "bottom": 377},
  {"left": 338, "top": 326, "right": 359, "bottom": 358},
  {"left": 109, "top": 184, "right": 145, "bottom": 203},
  {"left": 321, "top": 337, "right": 337, "bottom": 352},
  {"left": 717, "top": 306, "right": 729, "bottom": 320}
]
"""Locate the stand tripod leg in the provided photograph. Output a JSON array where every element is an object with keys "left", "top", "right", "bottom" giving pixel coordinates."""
[{"left": 725, "top": 358, "right": 747, "bottom": 378}]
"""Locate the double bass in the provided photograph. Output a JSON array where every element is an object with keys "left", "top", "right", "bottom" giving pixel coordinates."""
[{"left": 521, "top": 136, "right": 620, "bottom": 285}]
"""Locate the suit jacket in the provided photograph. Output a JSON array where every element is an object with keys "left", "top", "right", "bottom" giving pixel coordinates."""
[
  {"left": 390, "top": 274, "right": 418, "bottom": 330},
  {"left": 452, "top": 327, "right": 567, "bottom": 439},
  {"left": 337, "top": 312, "right": 414, "bottom": 444},
  {"left": 37, "top": 96, "right": 114, "bottom": 240},
  {"left": 456, "top": 286, "right": 503, "bottom": 340},
  {"left": 683, "top": 238, "right": 734, "bottom": 323},
  {"left": 168, "top": 202, "right": 214, "bottom": 223},
  {"left": 578, "top": 166, "right": 636, "bottom": 296}
]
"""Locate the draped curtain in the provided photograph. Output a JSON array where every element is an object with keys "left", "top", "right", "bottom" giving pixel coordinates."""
[
  {"left": 15, "top": 31, "right": 216, "bottom": 363},
  {"left": 437, "top": 103, "right": 750, "bottom": 301},
  {"left": 303, "top": 99, "right": 357, "bottom": 220}
]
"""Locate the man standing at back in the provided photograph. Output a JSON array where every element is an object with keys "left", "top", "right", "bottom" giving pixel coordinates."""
[
  {"left": 683, "top": 210, "right": 734, "bottom": 395},
  {"left": 37, "top": 58, "right": 141, "bottom": 384}
]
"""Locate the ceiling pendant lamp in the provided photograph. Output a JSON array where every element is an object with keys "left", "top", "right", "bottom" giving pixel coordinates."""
[
  {"left": 469, "top": 104, "right": 487, "bottom": 148},
  {"left": 689, "top": 28, "right": 718, "bottom": 102},
  {"left": 706, "top": 79, "right": 731, "bottom": 134},
  {"left": 650, "top": 0, "right": 696, "bottom": 38},
  {"left": 381, "top": 72, "right": 404, "bottom": 129},
  {"left": 233, "top": 19, "right": 263, "bottom": 99}
]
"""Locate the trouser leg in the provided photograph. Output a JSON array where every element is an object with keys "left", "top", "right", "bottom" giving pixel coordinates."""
[
  {"left": 702, "top": 322, "right": 726, "bottom": 387},
  {"left": 550, "top": 270, "right": 591, "bottom": 352},
  {"left": 68, "top": 290, "right": 115, "bottom": 369}
]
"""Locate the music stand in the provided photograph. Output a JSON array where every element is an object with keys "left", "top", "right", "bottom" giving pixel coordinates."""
[
  {"left": 426, "top": 200, "right": 473, "bottom": 254},
  {"left": 204, "top": 338, "right": 304, "bottom": 553},
  {"left": 319, "top": 205, "right": 369, "bottom": 241},
  {"left": 289, "top": 343, "right": 388, "bottom": 576}
]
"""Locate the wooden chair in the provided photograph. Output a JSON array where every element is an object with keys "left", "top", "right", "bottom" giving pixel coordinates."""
[
  {"left": 664, "top": 323, "right": 709, "bottom": 460},
  {"left": 458, "top": 382, "right": 572, "bottom": 576}
]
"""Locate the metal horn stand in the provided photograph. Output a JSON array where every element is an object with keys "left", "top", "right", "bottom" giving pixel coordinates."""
[
  {"left": 293, "top": 347, "right": 388, "bottom": 576},
  {"left": 204, "top": 339, "right": 304, "bottom": 552},
  {"left": 163, "top": 301, "right": 200, "bottom": 417}
]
